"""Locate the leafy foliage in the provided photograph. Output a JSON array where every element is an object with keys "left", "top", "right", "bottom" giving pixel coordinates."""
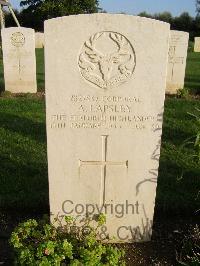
[
  {"left": 19, "top": 0, "right": 99, "bottom": 30},
  {"left": 197, "top": 0, "right": 200, "bottom": 17},
  {"left": 20, "top": 0, "right": 99, "bottom": 15},
  {"left": 177, "top": 88, "right": 191, "bottom": 100},
  {"left": 138, "top": 11, "right": 200, "bottom": 41},
  {"left": 10, "top": 214, "right": 125, "bottom": 265}
]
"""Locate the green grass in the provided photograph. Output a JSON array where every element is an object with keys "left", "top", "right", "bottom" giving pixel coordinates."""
[
  {"left": 36, "top": 49, "right": 45, "bottom": 91},
  {"left": 185, "top": 51, "right": 200, "bottom": 94},
  {"left": 0, "top": 98, "right": 48, "bottom": 213},
  {"left": 158, "top": 98, "right": 200, "bottom": 214},
  {"left": 0, "top": 50, "right": 5, "bottom": 92}
]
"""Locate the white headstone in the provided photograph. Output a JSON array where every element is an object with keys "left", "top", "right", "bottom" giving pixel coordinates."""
[
  {"left": 45, "top": 14, "right": 170, "bottom": 242},
  {"left": 35, "top": 32, "right": 44, "bottom": 48},
  {"left": 1, "top": 27, "right": 37, "bottom": 93},
  {"left": 194, "top": 37, "right": 200, "bottom": 52},
  {"left": 166, "top": 30, "right": 189, "bottom": 94}
]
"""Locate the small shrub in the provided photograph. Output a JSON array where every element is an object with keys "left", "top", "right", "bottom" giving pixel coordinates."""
[
  {"left": 0, "top": 91, "right": 13, "bottom": 98},
  {"left": 10, "top": 214, "right": 126, "bottom": 265},
  {"left": 177, "top": 87, "right": 190, "bottom": 99}
]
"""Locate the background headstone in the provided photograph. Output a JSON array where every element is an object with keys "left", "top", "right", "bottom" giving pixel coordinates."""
[
  {"left": 166, "top": 30, "right": 189, "bottom": 94},
  {"left": 194, "top": 37, "right": 200, "bottom": 52},
  {"left": 1, "top": 27, "right": 37, "bottom": 93},
  {"left": 45, "top": 14, "right": 170, "bottom": 242},
  {"left": 35, "top": 32, "right": 44, "bottom": 48}
]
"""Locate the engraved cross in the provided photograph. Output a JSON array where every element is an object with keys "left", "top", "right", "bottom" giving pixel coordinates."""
[
  {"left": 169, "top": 46, "right": 184, "bottom": 81},
  {"left": 12, "top": 59, "right": 25, "bottom": 79},
  {"left": 79, "top": 135, "right": 128, "bottom": 206}
]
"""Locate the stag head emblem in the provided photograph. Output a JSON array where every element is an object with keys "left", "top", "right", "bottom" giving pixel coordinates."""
[{"left": 78, "top": 31, "right": 136, "bottom": 90}]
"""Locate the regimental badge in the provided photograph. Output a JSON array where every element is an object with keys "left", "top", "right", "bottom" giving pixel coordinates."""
[
  {"left": 11, "top": 32, "right": 25, "bottom": 47},
  {"left": 78, "top": 31, "right": 136, "bottom": 90}
]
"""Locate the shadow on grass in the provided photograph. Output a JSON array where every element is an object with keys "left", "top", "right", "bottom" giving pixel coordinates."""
[
  {"left": 187, "top": 57, "right": 200, "bottom": 62},
  {"left": 185, "top": 75, "right": 200, "bottom": 83},
  {"left": 0, "top": 99, "right": 48, "bottom": 212},
  {"left": 185, "top": 76, "right": 200, "bottom": 91},
  {"left": 0, "top": 112, "right": 46, "bottom": 143},
  {"left": 155, "top": 153, "right": 200, "bottom": 216},
  {"left": 0, "top": 153, "right": 49, "bottom": 212},
  {"left": 0, "top": 72, "right": 5, "bottom": 93},
  {"left": 162, "top": 124, "right": 197, "bottom": 145},
  {"left": 155, "top": 98, "right": 200, "bottom": 216}
]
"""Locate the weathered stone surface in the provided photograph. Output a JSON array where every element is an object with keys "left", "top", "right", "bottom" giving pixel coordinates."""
[
  {"left": 45, "top": 14, "right": 170, "bottom": 242},
  {"left": 194, "top": 37, "right": 200, "bottom": 52},
  {"left": 166, "top": 30, "right": 189, "bottom": 94},
  {"left": 1, "top": 27, "right": 37, "bottom": 93},
  {"left": 35, "top": 32, "right": 44, "bottom": 48}
]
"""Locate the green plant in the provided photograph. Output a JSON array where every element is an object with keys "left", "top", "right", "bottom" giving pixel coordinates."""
[
  {"left": 178, "top": 107, "right": 200, "bottom": 210},
  {"left": 10, "top": 214, "right": 125, "bottom": 265},
  {"left": 0, "top": 90, "right": 13, "bottom": 98},
  {"left": 187, "top": 41, "right": 194, "bottom": 52},
  {"left": 181, "top": 108, "right": 200, "bottom": 163},
  {"left": 177, "top": 87, "right": 190, "bottom": 99},
  {"left": 187, "top": 108, "right": 200, "bottom": 163},
  {"left": 175, "top": 109, "right": 200, "bottom": 265}
]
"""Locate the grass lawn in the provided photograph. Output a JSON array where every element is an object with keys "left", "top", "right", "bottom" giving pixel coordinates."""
[
  {"left": 0, "top": 98, "right": 48, "bottom": 212},
  {"left": 36, "top": 49, "right": 45, "bottom": 91},
  {"left": 159, "top": 98, "right": 200, "bottom": 214},
  {"left": 185, "top": 51, "right": 200, "bottom": 94}
]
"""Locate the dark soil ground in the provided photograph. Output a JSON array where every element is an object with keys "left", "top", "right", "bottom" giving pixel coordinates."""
[{"left": 124, "top": 214, "right": 199, "bottom": 265}]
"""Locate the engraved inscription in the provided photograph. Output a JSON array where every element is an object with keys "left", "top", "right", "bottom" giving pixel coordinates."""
[
  {"left": 79, "top": 135, "right": 128, "bottom": 205},
  {"left": 12, "top": 61, "right": 26, "bottom": 79},
  {"left": 51, "top": 114, "right": 67, "bottom": 129},
  {"left": 50, "top": 95, "right": 162, "bottom": 131},
  {"left": 171, "top": 34, "right": 188, "bottom": 46},
  {"left": 78, "top": 31, "right": 136, "bottom": 90},
  {"left": 11, "top": 32, "right": 25, "bottom": 47},
  {"left": 70, "top": 95, "right": 159, "bottom": 130},
  {"left": 169, "top": 46, "right": 184, "bottom": 64},
  {"left": 168, "top": 46, "right": 176, "bottom": 59}
]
